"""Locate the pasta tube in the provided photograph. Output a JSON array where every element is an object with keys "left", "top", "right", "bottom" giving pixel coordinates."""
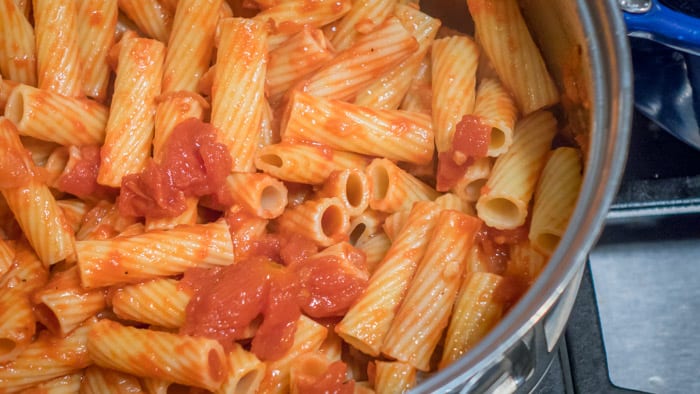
[
  {"left": 216, "top": 343, "right": 265, "bottom": 394},
  {"left": 431, "top": 35, "right": 480, "bottom": 153},
  {"left": 87, "top": 319, "right": 227, "bottom": 391},
  {"left": 81, "top": 366, "right": 144, "bottom": 394},
  {"left": 98, "top": 37, "right": 165, "bottom": 187},
  {"left": 0, "top": 288, "right": 35, "bottom": 363},
  {"left": 440, "top": 272, "right": 505, "bottom": 368},
  {"left": 529, "top": 147, "right": 583, "bottom": 255},
  {"left": 297, "top": 17, "right": 418, "bottom": 101},
  {"left": 473, "top": 78, "right": 518, "bottom": 157},
  {"left": 111, "top": 278, "right": 192, "bottom": 329},
  {"left": 476, "top": 110, "right": 557, "bottom": 229},
  {"left": 34, "top": 0, "right": 83, "bottom": 97},
  {"left": 118, "top": 0, "right": 173, "bottom": 42},
  {"left": 162, "top": 0, "right": 222, "bottom": 93},
  {"left": 210, "top": 18, "right": 267, "bottom": 172},
  {"left": 336, "top": 201, "right": 443, "bottom": 356},
  {"left": 0, "top": 118, "right": 75, "bottom": 266},
  {"left": 0, "top": 0, "right": 36, "bottom": 85},
  {"left": 77, "top": 0, "right": 118, "bottom": 102},
  {"left": 282, "top": 90, "right": 434, "bottom": 165},
  {"left": 220, "top": 173, "right": 288, "bottom": 219},
  {"left": 316, "top": 168, "right": 370, "bottom": 218},
  {"left": 382, "top": 210, "right": 482, "bottom": 370},
  {"left": 366, "top": 158, "right": 439, "bottom": 213},
  {"left": 31, "top": 266, "right": 106, "bottom": 337},
  {"left": 277, "top": 197, "right": 350, "bottom": 247},
  {"left": 5, "top": 84, "right": 109, "bottom": 146},
  {"left": 354, "top": 4, "right": 441, "bottom": 110},
  {"left": 0, "top": 319, "right": 95, "bottom": 392},
  {"left": 374, "top": 361, "right": 417, "bottom": 394},
  {"left": 76, "top": 219, "right": 234, "bottom": 288},
  {"left": 468, "top": 0, "right": 559, "bottom": 114},
  {"left": 255, "top": 141, "right": 369, "bottom": 185}
]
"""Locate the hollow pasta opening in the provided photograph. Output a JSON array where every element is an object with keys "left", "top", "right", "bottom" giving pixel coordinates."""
[
  {"left": 166, "top": 384, "right": 190, "bottom": 394},
  {"left": 349, "top": 223, "right": 367, "bottom": 245},
  {"left": 33, "top": 303, "right": 61, "bottom": 335},
  {"left": 535, "top": 233, "right": 560, "bottom": 255},
  {"left": 235, "top": 368, "right": 263, "bottom": 394},
  {"left": 464, "top": 179, "right": 487, "bottom": 201},
  {"left": 260, "top": 185, "right": 282, "bottom": 212},
  {"left": 0, "top": 339, "right": 16, "bottom": 356},
  {"left": 482, "top": 197, "right": 519, "bottom": 226},
  {"left": 321, "top": 204, "right": 344, "bottom": 237},
  {"left": 489, "top": 128, "right": 506, "bottom": 151},
  {"left": 258, "top": 154, "right": 283, "bottom": 168},
  {"left": 4, "top": 88, "right": 24, "bottom": 125},
  {"left": 369, "top": 165, "right": 390, "bottom": 200},
  {"left": 345, "top": 172, "right": 365, "bottom": 208}
]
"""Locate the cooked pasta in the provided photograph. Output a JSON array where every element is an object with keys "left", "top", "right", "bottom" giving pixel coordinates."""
[{"left": 0, "top": 2, "right": 585, "bottom": 392}]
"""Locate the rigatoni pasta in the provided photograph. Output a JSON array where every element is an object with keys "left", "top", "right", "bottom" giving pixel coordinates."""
[
  {"left": 431, "top": 35, "right": 480, "bottom": 153},
  {"left": 76, "top": 219, "right": 234, "bottom": 288},
  {"left": 476, "top": 110, "right": 557, "bottom": 229},
  {"left": 0, "top": 0, "right": 36, "bottom": 85},
  {"left": 0, "top": 1, "right": 588, "bottom": 392},
  {"left": 382, "top": 209, "right": 481, "bottom": 370},
  {"left": 468, "top": 0, "right": 559, "bottom": 115},
  {"left": 97, "top": 36, "right": 165, "bottom": 187},
  {"left": 33, "top": 0, "right": 83, "bottom": 97},
  {"left": 529, "top": 147, "right": 583, "bottom": 255},
  {"left": 4, "top": 84, "right": 109, "bottom": 146},
  {"left": 210, "top": 17, "right": 267, "bottom": 173},
  {"left": 87, "top": 319, "right": 226, "bottom": 391},
  {"left": 111, "top": 278, "right": 192, "bottom": 328},
  {"left": 282, "top": 90, "right": 434, "bottom": 165},
  {"left": 77, "top": 0, "right": 118, "bottom": 102},
  {"left": 0, "top": 118, "right": 75, "bottom": 266},
  {"left": 295, "top": 16, "right": 418, "bottom": 101}
]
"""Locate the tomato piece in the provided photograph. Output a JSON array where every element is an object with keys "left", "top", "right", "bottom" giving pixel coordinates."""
[
  {"left": 117, "top": 118, "right": 232, "bottom": 218},
  {"left": 294, "top": 360, "right": 354, "bottom": 394},
  {"left": 436, "top": 114, "right": 491, "bottom": 191}
]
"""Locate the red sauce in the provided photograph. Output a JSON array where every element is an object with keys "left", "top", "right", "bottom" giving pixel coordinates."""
[
  {"left": 279, "top": 233, "right": 319, "bottom": 267},
  {"left": 436, "top": 151, "right": 473, "bottom": 192},
  {"left": 436, "top": 115, "right": 491, "bottom": 191},
  {"left": 251, "top": 263, "right": 301, "bottom": 360},
  {"left": 117, "top": 118, "right": 231, "bottom": 218},
  {"left": 291, "top": 249, "right": 368, "bottom": 318},
  {"left": 56, "top": 145, "right": 115, "bottom": 200},
  {"left": 181, "top": 260, "right": 270, "bottom": 350},
  {"left": 475, "top": 225, "right": 529, "bottom": 275},
  {"left": 182, "top": 233, "right": 369, "bottom": 361},
  {"left": 294, "top": 361, "right": 355, "bottom": 394}
]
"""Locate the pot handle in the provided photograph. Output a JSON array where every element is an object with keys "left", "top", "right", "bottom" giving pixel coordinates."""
[{"left": 621, "top": 0, "right": 700, "bottom": 55}]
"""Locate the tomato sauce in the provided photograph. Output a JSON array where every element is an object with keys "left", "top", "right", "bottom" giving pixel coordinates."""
[
  {"left": 56, "top": 145, "right": 115, "bottom": 200},
  {"left": 292, "top": 247, "right": 368, "bottom": 318},
  {"left": 436, "top": 114, "right": 491, "bottom": 191},
  {"left": 294, "top": 360, "right": 355, "bottom": 394},
  {"left": 476, "top": 225, "right": 527, "bottom": 275},
  {"left": 182, "top": 233, "right": 369, "bottom": 362},
  {"left": 117, "top": 118, "right": 231, "bottom": 218}
]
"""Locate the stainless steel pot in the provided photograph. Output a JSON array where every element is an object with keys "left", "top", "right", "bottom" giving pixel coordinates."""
[{"left": 414, "top": 1, "right": 633, "bottom": 392}]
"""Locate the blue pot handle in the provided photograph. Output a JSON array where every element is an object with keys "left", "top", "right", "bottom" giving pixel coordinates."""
[{"left": 623, "top": 1, "right": 700, "bottom": 55}]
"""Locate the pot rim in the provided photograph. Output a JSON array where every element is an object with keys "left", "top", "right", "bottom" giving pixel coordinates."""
[{"left": 415, "top": 0, "right": 633, "bottom": 391}]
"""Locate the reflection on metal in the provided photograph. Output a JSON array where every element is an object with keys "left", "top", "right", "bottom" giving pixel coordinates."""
[{"left": 618, "top": 0, "right": 652, "bottom": 13}]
